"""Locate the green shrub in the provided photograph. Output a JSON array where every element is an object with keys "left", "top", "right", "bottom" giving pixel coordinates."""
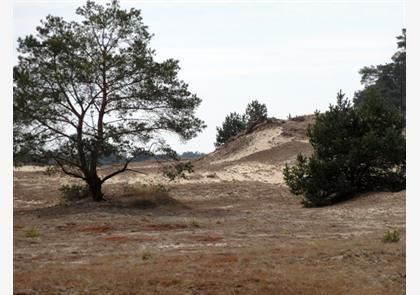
[
  {"left": 382, "top": 230, "right": 400, "bottom": 243},
  {"left": 25, "top": 227, "right": 40, "bottom": 238},
  {"left": 283, "top": 91, "right": 405, "bottom": 207},
  {"left": 215, "top": 100, "right": 268, "bottom": 147},
  {"left": 141, "top": 250, "right": 152, "bottom": 261},
  {"left": 244, "top": 99, "right": 267, "bottom": 126},
  {"left": 215, "top": 112, "right": 247, "bottom": 147},
  {"left": 163, "top": 161, "right": 194, "bottom": 181},
  {"left": 59, "top": 184, "right": 90, "bottom": 202}
]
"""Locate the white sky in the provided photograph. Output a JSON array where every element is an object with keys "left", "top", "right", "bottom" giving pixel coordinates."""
[{"left": 13, "top": 0, "right": 405, "bottom": 153}]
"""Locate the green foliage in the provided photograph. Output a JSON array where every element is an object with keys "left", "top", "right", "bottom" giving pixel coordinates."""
[
  {"left": 13, "top": 0, "right": 205, "bottom": 201},
  {"left": 382, "top": 230, "right": 400, "bottom": 243},
  {"left": 244, "top": 99, "right": 268, "bottom": 126},
  {"left": 284, "top": 90, "right": 405, "bottom": 207},
  {"left": 59, "top": 184, "right": 90, "bottom": 202},
  {"left": 25, "top": 228, "right": 40, "bottom": 239},
  {"left": 354, "top": 29, "right": 406, "bottom": 112},
  {"left": 215, "top": 112, "right": 247, "bottom": 147},
  {"left": 215, "top": 99, "right": 268, "bottom": 146},
  {"left": 163, "top": 161, "right": 194, "bottom": 181}
]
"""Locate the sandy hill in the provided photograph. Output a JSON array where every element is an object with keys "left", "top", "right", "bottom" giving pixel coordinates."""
[
  {"left": 188, "top": 115, "right": 315, "bottom": 185},
  {"left": 84, "top": 115, "right": 317, "bottom": 186},
  {"left": 199, "top": 116, "right": 314, "bottom": 166}
]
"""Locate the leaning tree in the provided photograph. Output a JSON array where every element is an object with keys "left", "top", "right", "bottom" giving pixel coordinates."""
[{"left": 13, "top": 0, "right": 205, "bottom": 201}]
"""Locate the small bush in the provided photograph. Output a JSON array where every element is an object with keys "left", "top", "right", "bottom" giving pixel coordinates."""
[
  {"left": 164, "top": 161, "right": 194, "bottom": 181},
  {"left": 132, "top": 183, "right": 169, "bottom": 196},
  {"left": 122, "top": 183, "right": 173, "bottom": 208},
  {"left": 382, "top": 230, "right": 400, "bottom": 243},
  {"left": 206, "top": 173, "right": 217, "bottom": 178},
  {"left": 189, "top": 218, "right": 200, "bottom": 228},
  {"left": 141, "top": 250, "right": 152, "bottom": 261},
  {"left": 59, "top": 184, "right": 90, "bottom": 202},
  {"left": 25, "top": 227, "right": 40, "bottom": 238}
]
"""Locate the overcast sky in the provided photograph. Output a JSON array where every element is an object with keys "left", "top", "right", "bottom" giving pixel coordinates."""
[{"left": 13, "top": 0, "right": 405, "bottom": 153}]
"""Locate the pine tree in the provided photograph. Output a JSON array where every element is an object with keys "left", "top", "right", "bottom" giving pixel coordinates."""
[{"left": 14, "top": 0, "right": 205, "bottom": 201}]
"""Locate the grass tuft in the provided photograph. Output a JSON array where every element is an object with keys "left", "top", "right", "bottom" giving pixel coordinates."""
[
  {"left": 59, "top": 184, "right": 90, "bottom": 202},
  {"left": 25, "top": 227, "right": 40, "bottom": 239},
  {"left": 141, "top": 250, "right": 152, "bottom": 261},
  {"left": 382, "top": 230, "right": 400, "bottom": 243},
  {"left": 189, "top": 218, "right": 200, "bottom": 228}
]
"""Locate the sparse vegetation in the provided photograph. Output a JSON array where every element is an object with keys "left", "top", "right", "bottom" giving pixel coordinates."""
[
  {"left": 290, "top": 115, "right": 305, "bottom": 122},
  {"left": 382, "top": 230, "right": 400, "bottom": 243},
  {"left": 133, "top": 183, "right": 169, "bottom": 195},
  {"left": 141, "top": 250, "right": 153, "bottom": 261},
  {"left": 206, "top": 173, "right": 218, "bottom": 178},
  {"left": 59, "top": 184, "right": 90, "bottom": 202},
  {"left": 188, "top": 218, "right": 200, "bottom": 228},
  {"left": 25, "top": 227, "right": 40, "bottom": 239},
  {"left": 163, "top": 161, "right": 194, "bottom": 181},
  {"left": 180, "top": 151, "right": 207, "bottom": 159}
]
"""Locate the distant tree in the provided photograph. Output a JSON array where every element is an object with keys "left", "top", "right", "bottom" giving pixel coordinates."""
[
  {"left": 215, "top": 112, "right": 246, "bottom": 147},
  {"left": 354, "top": 29, "right": 406, "bottom": 112},
  {"left": 180, "top": 151, "right": 206, "bottom": 159},
  {"left": 284, "top": 90, "right": 405, "bottom": 207},
  {"left": 244, "top": 100, "right": 268, "bottom": 126},
  {"left": 214, "top": 99, "right": 268, "bottom": 147},
  {"left": 13, "top": 0, "right": 205, "bottom": 201}
]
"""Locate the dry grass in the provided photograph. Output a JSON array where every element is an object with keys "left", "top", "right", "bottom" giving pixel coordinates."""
[
  {"left": 14, "top": 169, "right": 405, "bottom": 294},
  {"left": 13, "top": 118, "right": 405, "bottom": 295}
]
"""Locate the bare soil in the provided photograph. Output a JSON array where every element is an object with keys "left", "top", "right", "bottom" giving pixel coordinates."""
[
  {"left": 14, "top": 117, "right": 405, "bottom": 294},
  {"left": 14, "top": 169, "right": 405, "bottom": 294}
]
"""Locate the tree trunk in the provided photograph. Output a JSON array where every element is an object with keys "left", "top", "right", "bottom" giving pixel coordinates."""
[{"left": 88, "top": 175, "right": 104, "bottom": 202}]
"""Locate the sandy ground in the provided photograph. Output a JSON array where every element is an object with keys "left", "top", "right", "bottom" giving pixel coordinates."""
[
  {"left": 13, "top": 117, "right": 405, "bottom": 294},
  {"left": 14, "top": 167, "right": 405, "bottom": 294}
]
